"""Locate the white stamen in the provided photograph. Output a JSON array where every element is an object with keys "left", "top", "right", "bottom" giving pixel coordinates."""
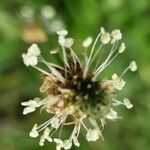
[
  {"left": 73, "top": 136, "right": 80, "bottom": 147},
  {"left": 23, "top": 107, "right": 36, "bottom": 115},
  {"left": 111, "top": 29, "right": 122, "bottom": 44},
  {"left": 112, "top": 73, "right": 125, "bottom": 90},
  {"left": 62, "top": 46, "right": 70, "bottom": 71},
  {"left": 40, "top": 58, "right": 67, "bottom": 72},
  {"left": 123, "top": 98, "right": 133, "bottom": 109},
  {"left": 21, "top": 98, "right": 42, "bottom": 115},
  {"left": 83, "top": 33, "right": 101, "bottom": 78},
  {"left": 48, "top": 66, "right": 65, "bottom": 83},
  {"left": 118, "top": 43, "right": 125, "bottom": 53},
  {"left": 58, "top": 36, "right": 66, "bottom": 46},
  {"left": 86, "top": 128, "right": 101, "bottom": 142},
  {"left": 82, "top": 36, "right": 93, "bottom": 48},
  {"left": 39, "top": 57, "right": 65, "bottom": 82},
  {"left": 120, "top": 61, "right": 137, "bottom": 77},
  {"left": 100, "top": 27, "right": 111, "bottom": 44},
  {"left": 28, "top": 43, "right": 41, "bottom": 56},
  {"left": 65, "top": 38, "right": 74, "bottom": 48},
  {"left": 105, "top": 108, "right": 118, "bottom": 120},
  {"left": 93, "top": 42, "right": 118, "bottom": 79},
  {"left": 54, "top": 138, "right": 64, "bottom": 148},
  {"left": 69, "top": 48, "right": 82, "bottom": 69},
  {"left": 129, "top": 61, "right": 137, "bottom": 71},
  {"left": 22, "top": 44, "right": 41, "bottom": 67},
  {"left": 22, "top": 54, "right": 38, "bottom": 67},
  {"left": 29, "top": 124, "right": 39, "bottom": 138},
  {"left": 63, "top": 140, "right": 72, "bottom": 150}
]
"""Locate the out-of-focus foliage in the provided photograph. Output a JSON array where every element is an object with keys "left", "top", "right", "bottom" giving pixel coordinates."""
[{"left": 0, "top": 0, "right": 150, "bottom": 150}]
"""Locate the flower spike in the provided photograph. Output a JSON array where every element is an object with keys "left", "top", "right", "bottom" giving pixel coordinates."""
[{"left": 21, "top": 27, "right": 137, "bottom": 149}]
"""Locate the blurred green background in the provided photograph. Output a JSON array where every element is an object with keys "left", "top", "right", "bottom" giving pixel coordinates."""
[{"left": 0, "top": 0, "right": 150, "bottom": 150}]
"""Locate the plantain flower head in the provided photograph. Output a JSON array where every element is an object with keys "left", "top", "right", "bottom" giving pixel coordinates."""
[{"left": 21, "top": 27, "right": 137, "bottom": 149}]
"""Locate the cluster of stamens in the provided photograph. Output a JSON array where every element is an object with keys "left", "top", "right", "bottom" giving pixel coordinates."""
[{"left": 21, "top": 27, "right": 137, "bottom": 150}]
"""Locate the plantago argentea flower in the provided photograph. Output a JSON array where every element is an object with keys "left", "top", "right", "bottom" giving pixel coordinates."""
[{"left": 21, "top": 27, "right": 137, "bottom": 150}]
